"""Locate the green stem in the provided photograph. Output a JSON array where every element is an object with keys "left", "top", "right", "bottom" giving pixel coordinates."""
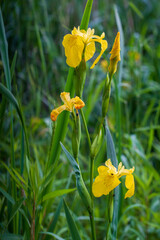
[
  {"left": 106, "top": 221, "right": 111, "bottom": 240},
  {"left": 89, "top": 210, "right": 96, "bottom": 240},
  {"left": 90, "top": 156, "right": 94, "bottom": 197},
  {"left": 80, "top": 108, "right": 91, "bottom": 149},
  {"left": 106, "top": 191, "right": 114, "bottom": 240},
  {"left": 114, "top": 77, "right": 121, "bottom": 162}
]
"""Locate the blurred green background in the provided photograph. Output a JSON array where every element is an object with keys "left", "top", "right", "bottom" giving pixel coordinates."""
[{"left": 0, "top": 0, "right": 160, "bottom": 239}]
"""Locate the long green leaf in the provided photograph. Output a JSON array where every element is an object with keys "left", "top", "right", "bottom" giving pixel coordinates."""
[
  {"left": 0, "top": 187, "right": 15, "bottom": 204},
  {"left": 46, "top": 173, "right": 74, "bottom": 240},
  {"left": 12, "top": 168, "right": 28, "bottom": 186},
  {"left": 1, "top": 161, "right": 26, "bottom": 190},
  {"left": 80, "top": 0, "right": 93, "bottom": 30},
  {"left": 0, "top": 9, "right": 11, "bottom": 89},
  {"left": 8, "top": 197, "right": 25, "bottom": 225},
  {"left": 40, "top": 232, "right": 65, "bottom": 240},
  {"left": 0, "top": 187, "right": 30, "bottom": 228},
  {"left": 60, "top": 142, "right": 80, "bottom": 176},
  {"left": 60, "top": 143, "right": 92, "bottom": 213},
  {"left": 105, "top": 119, "right": 119, "bottom": 240},
  {"left": 42, "top": 188, "right": 76, "bottom": 202},
  {"left": 0, "top": 8, "right": 16, "bottom": 228},
  {"left": 63, "top": 199, "right": 81, "bottom": 240},
  {"left": 11, "top": 51, "right": 17, "bottom": 79},
  {"left": 0, "top": 83, "right": 30, "bottom": 158},
  {"left": 0, "top": 233, "right": 23, "bottom": 240}
]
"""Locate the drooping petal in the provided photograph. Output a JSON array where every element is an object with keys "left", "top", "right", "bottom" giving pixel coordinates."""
[
  {"left": 92, "top": 174, "right": 120, "bottom": 197},
  {"left": 84, "top": 42, "right": 95, "bottom": 62},
  {"left": 104, "top": 174, "right": 121, "bottom": 195},
  {"left": 50, "top": 105, "right": 67, "bottom": 121},
  {"left": 92, "top": 176, "right": 108, "bottom": 197},
  {"left": 72, "top": 96, "right": 85, "bottom": 109},
  {"left": 124, "top": 174, "right": 135, "bottom": 198},
  {"left": 90, "top": 39, "right": 108, "bottom": 69},
  {"left": 62, "top": 34, "right": 84, "bottom": 68}
]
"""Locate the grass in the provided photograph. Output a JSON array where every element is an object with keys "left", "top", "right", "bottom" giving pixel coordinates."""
[{"left": 0, "top": 0, "right": 160, "bottom": 239}]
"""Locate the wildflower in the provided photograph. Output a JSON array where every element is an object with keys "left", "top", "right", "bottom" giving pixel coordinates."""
[
  {"left": 128, "top": 50, "right": 140, "bottom": 62},
  {"left": 100, "top": 59, "right": 108, "bottom": 72},
  {"left": 50, "top": 92, "right": 85, "bottom": 121},
  {"left": 108, "top": 32, "right": 121, "bottom": 76},
  {"left": 62, "top": 26, "right": 108, "bottom": 69},
  {"left": 92, "top": 159, "right": 135, "bottom": 199}
]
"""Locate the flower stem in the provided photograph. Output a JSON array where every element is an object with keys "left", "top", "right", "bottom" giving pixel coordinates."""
[
  {"left": 90, "top": 156, "right": 94, "bottom": 197},
  {"left": 106, "top": 191, "right": 114, "bottom": 240},
  {"left": 80, "top": 108, "right": 91, "bottom": 149},
  {"left": 89, "top": 154, "right": 96, "bottom": 240},
  {"left": 89, "top": 210, "right": 96, "bottom": 240}
]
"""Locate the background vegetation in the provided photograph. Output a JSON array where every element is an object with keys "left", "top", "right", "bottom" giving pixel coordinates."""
[{"left": 0, "top": 0, "right": 160, "bottom": 239}]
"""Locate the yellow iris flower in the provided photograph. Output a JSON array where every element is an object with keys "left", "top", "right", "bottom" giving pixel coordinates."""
[
  {"left": 62, "top": 26, "right": 108, "bottom": 69},
  {"left": 108, "top": 32, "right": 121, "bottom": 76},
  {"left": 50, "top": 92, "right": 85, "bottom": 121},
  {"left": 92, "top": 159, "right": 135, "bottom": 199}
]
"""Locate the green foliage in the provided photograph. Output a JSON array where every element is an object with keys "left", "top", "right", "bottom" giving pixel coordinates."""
[{"left": 0, "top": 0, "right": 160, "bottom": 239}]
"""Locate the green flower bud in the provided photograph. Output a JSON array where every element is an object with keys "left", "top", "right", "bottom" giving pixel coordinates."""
[
  {"left": 102, "top": 74, "right": 111, "bottom": 118},
  {"left": 90, "top": 127, "right": 103, "bottom": 159}
]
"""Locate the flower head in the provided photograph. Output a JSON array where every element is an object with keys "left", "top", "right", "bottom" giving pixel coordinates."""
[
  {"left": 92, "top": 159, "right": 135, "bottom": 198},
  {"left": 108, "top": 32, "right": 121, "bottom": 76},
  {"left": 50, "top": 92, "right": 85, "bottom": 121},
  {"left": 62, "top": 26, "right": 108, "bottom": 69}
]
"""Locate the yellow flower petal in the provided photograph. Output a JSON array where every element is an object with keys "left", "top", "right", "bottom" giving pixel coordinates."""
[
  {"left": 124, "top": 174, "right": 135, "bottom": 198},
  {"left": 84, "top": 42, "right": 95, "bottom": 62},
  {"left": 109, "top": 32, "right": 121, "bottom": 61},
  {"left": 60, "top": 92, "right": 71, "bottom": 104},
  {"left": 92, "top": 174, "right": 120, "bottom": 197},
  {"left": 62, "top": 34, "right": 84, "bottom": 68},
  {"left": 92, "top": 176, "right": 108, "bottom": 197},
  {"left": 62, "top": 27, "right": 107, "bottom": 68},
  {"left": 72, "top": 96, "right": 85, "bottom": 109},
  {"left": 98, "top": 165, "right": 108, "bottom": 176},
  {"left": 50, "top": 92, "right": 85, "bottom": 121},
  {"left": 50, "top": 105, "right": 67, "bottom": 121},
  {"left": 105, "top": 159, "right": 117, "bottom": 175},
  {"left": 90, "top": 39, "right": 108, "bottom": 69},
  {"left": 118, "top": 166, "right": 135, "bottom": 178},
  {"left": 92, "top": 159, "right": 135, "bottom": 199},
  {"left": 108, "top": 32, "right": 121, "bottom": 75}
]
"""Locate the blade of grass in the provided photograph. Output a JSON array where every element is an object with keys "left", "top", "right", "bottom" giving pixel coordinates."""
[
  {"left": 0, "top": 9, "right": 16, "bottom": 231},
  {"left": 63, "top": 199, "right": 81, "bottom": 240},
  {"left": 40, "top": 232, "right": 65, "bottom": 240},
  {"left": 8, "top": 197, "right": 25, "bottom": 225},
  {"left": 45, "top": 172, "right": 74, "bottom": 240},
  {"left": 41, "top": 188, "right": 76, "bottom": 202},
  {"left": 11, "top": 51, "right": 17, "bottom": 79},
  {"left": 80, "top": 0, "right": 93, "bottom": 30},
  {"left": 0, "top": 83, "right": 30, "bottom": 159},
  {"left": 0, "top": 233, "right": 23, "bottom": 240}
]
